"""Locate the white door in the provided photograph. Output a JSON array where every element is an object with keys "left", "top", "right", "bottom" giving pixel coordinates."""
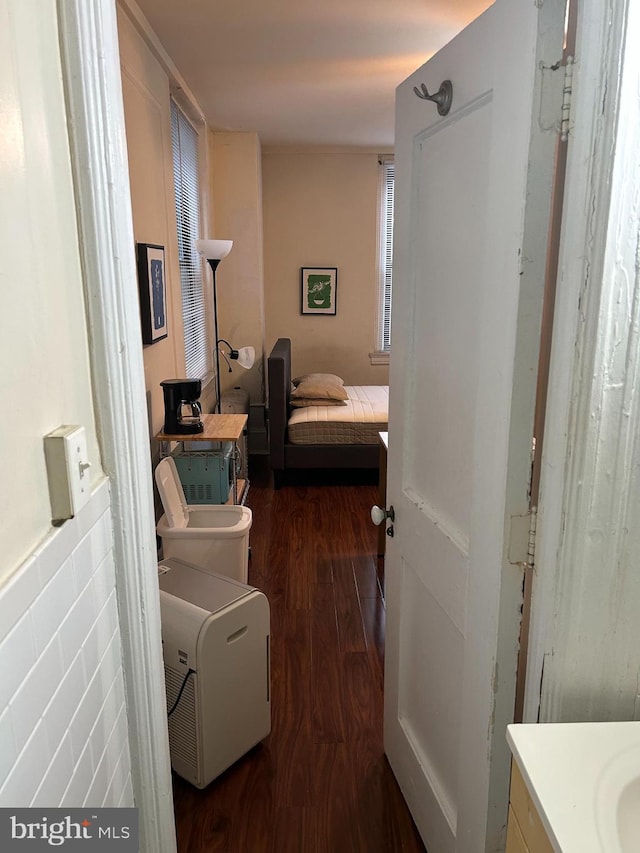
[{"left": 384, "top": 1, "right": 567, "bottom": 850}]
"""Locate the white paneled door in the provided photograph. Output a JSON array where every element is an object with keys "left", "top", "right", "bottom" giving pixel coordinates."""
[{"left": 384, "top": 1, "right": 567, "bottom": 851}]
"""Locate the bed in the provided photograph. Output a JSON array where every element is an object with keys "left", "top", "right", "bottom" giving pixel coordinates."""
[{"left": 267, "top": 338, "right": 388, "bottom": 487}]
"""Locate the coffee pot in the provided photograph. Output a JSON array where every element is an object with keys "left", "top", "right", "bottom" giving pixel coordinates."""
[{"left": 161, "top": 379, "right": 204, "bottom": 434}]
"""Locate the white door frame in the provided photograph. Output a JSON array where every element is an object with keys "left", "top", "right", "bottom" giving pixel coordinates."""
[
  {"left": 57, "top": 2, "right": 176, "bottom": 850},
  {"left": 54, "top": 0, "right": 636, "bottom": 846},
  {"left": 525, "top": 0, "right": 639, "bottom": 721}
]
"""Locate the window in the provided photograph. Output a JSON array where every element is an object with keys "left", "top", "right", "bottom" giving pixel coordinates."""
[
  {"left": 171, "top": 99, "right": 208, "bottom": 379},
  {"left": 376, "top": 157, "right": 395, "bottom": 355}
]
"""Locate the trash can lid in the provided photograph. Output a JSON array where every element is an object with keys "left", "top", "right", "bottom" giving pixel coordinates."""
[{"left": 155, "top": 457, "right": 188, "bottom": 528}]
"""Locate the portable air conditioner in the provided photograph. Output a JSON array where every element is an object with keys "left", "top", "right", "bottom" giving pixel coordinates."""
[{"left": 158, "top": 557, "right": 271, "bottom": 789}]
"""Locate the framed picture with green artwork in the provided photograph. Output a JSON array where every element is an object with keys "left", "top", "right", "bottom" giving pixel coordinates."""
[{"left": 300, "top": 267, "right": 338, "bottom": 315}]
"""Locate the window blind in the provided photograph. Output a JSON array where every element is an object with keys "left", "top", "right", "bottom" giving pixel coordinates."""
[
  {"left": 378, "top": 158, "right": 395, "bottom": 352},
  {"left": 171, "top": 100, "right": 208, "bottom": 379}
]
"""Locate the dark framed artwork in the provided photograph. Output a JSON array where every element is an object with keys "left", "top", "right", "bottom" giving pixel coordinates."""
[
  {"left": 137, "top": 243, "right": 168, "bottom": 343},
  {"left": 300, "top": 267, "right": 338, "bottom": 315}
]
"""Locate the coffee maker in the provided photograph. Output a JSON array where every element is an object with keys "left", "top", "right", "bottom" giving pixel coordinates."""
[{"left": 161, "top": 379, "right": 204, "bottom": 434}]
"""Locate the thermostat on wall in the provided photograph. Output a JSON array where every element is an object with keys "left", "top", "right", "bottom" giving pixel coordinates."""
[{"left": 44, "top": 425, "right": 91, "bottom": 523}]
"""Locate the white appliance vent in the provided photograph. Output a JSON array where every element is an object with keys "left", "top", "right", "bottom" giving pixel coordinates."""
[{"left": 165, "top": 665, "right": 198, "bottom": 775}]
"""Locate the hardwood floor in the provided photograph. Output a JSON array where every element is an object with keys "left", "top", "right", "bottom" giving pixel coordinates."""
[{"left": 171, "top": 460, "right": 426, "bottom": 852}]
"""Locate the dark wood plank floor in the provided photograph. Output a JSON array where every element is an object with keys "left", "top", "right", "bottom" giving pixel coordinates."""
[{"left": 172, "top": 460, "right": 426, "bottom": 852}]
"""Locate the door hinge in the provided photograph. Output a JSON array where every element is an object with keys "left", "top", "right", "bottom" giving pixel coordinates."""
[
  {"left": 508, "top": 507, "right": 538, "bottom": 569},
  {"left": 539, "top": 55, "right": 574, "bottom": 140},
  {"left": 526, "top": 506, "right": 538, "bottom": 569},
  {"left": 560, "top": 55, "right": 574, "bottom": 141}
]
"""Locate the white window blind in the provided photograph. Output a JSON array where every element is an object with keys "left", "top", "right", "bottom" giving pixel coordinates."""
[
  {"left": 377, "top": 158, "right": 395, "bottom": 352},
  {"left": 171, "top": 100, "right": 208, "bottom": 379}
]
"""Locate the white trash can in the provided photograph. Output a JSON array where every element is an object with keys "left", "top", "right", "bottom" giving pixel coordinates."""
[{"left": 156, "top": 457, "right": 252, "bottom": 583}]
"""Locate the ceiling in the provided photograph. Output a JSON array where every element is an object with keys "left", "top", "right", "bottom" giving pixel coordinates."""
[{"left": 132, "top": 0, "right": 491, "bottom": 148}]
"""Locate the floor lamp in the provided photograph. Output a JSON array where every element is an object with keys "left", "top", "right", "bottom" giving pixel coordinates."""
[{"left": 195, "top": 239, "right": 255, "bottom": 413}]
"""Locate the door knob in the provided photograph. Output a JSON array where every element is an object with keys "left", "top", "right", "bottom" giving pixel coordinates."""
[{"left": 371, "top": 504, "right": 395, "bottom": 526}]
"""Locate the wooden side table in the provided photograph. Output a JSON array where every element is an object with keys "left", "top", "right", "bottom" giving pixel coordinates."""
[{"left": 155, "top": 413, "right": 249, "bottom": 504}]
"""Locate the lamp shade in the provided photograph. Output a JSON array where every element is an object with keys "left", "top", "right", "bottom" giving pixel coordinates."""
[
  {"left": 234, "top": 346, "right": 255, "bottom": 370},
  {"left": 195, "top": 239, "right": 233, "bottom": 260}
]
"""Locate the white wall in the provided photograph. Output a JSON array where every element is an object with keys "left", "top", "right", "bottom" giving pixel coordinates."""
[
  {"left": 262, "top": 148, "right": 390, "bottom": 385},
  {"left": 530, "top": 0, "right": 640, "bottom": 724},
  {"left": 0, "top": 484, "right": 132, "bottom": 808},
  {"left": 0, "top": 0, "right": 131, "bottom": 811},
  {"left": 0, "top": 0, "right": 102, "bottom": 578}
]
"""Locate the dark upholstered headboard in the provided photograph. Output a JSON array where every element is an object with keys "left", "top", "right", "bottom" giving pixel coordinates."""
[
  {"left": 267, "top": 337, "right": 291, "bottom": 472},
  {"left": 267, "top": 337, "right": 380, "bottom": 486}
]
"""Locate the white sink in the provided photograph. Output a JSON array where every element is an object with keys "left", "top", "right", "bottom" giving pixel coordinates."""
[
  {"left": 507, "top": 722, "right": 640, "bottom": 852},
  {"left": 594, "top": 743, "right": 640, "bottom": 852},
  {"left": 618, "top": 775, "right": 640, "bottom": 851}
]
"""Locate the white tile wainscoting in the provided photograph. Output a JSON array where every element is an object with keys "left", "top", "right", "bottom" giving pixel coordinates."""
[{"left": 0, "top": 480, "right": 133, "bottom": 808}]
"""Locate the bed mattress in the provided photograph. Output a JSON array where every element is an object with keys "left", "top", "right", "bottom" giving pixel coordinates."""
[{"left": 287, "top": 385, "right": 389, "bottom": 445}]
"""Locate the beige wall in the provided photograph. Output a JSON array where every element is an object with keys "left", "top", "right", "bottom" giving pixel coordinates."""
[
  {"left": 118, "top": 6, "right": 387, "bottom": 419},
  {"left": 262, "top": 149, "right": 390, "bottom": 385},
  {"left": 209, "top": 131, "right": 266, "bottom": 405},
  {"left": 0, "top": 0, "right": 102, "bottom": 579},
  {"left": 117, "top": 10, "right": 268, "bottom": 422},
  {"left": 117, "top": 5, "right": 192, "bottom": 437}
]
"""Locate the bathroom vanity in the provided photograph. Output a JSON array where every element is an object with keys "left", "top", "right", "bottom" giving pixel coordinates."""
[
  {"left": 506, "top": 756, "right": 553, "bottom": 852},
  {"left": 506, "top": 722, "right": 640, "bottom": 852}
]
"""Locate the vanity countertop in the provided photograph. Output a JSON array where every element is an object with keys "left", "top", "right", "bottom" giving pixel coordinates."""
[{"left": 507, "top": 721, "right": 640, "bottom": 852}]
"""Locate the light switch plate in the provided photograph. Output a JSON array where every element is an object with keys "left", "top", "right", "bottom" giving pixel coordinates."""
[{"left": 44, "top": 425, "right": 91, "bottom": 523}]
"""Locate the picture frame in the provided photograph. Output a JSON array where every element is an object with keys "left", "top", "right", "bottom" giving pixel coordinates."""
[
  {"left": 300, "top": 267, "right": 338, "bottom": 315},
  {"left": 137, "top": 242, "right": 168, "bottom": 344}
]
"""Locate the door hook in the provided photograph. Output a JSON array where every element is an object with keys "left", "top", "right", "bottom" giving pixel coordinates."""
[{"left": 413, "top": 80, "right": 453, "bottom": 116}]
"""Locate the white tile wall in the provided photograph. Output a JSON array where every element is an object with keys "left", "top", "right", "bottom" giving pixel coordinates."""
[{"left": 0, "top": 481, "right": 133, "bottom": 808}]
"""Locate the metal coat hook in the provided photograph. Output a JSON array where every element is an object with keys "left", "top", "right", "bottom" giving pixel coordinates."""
[{"left": 413, "top": 80, "right": 453, "bottom": 116}]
